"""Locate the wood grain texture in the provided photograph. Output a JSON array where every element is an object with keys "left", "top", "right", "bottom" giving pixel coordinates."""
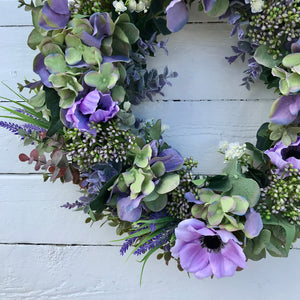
[{"left": 1, "top": 244, "right": 300, "bottom": 300}]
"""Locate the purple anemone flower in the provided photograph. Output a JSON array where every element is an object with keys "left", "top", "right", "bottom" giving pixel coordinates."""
[
  {"left": 165, "top": 0, "right": 189, "bottom": 33},
  {"left": 38, "top": 0, "right": 70, "bottom": 31},
  {"left": 65, "top": 90, "right": 119, "bottom": 130},
  {"left": 269, "top": 94, "right": 300, "bottom": 125},
  {"left": 171, "top": 219, "right": 247, "bottom": 279},
  {"left": 265, "top": 136, "right": 300, "bottom": 173}
]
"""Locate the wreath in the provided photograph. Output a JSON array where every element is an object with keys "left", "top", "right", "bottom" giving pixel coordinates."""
[{"left": 1, "top": 0, "right": 300, "bottom": 281}]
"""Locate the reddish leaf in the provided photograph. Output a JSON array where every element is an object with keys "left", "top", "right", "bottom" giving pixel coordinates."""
[
  {"left": 19, "top": 153, "right": 30, "bottom": 162},
  {"left": 30, "top": 149, "right": 39, "bottom": 160}
]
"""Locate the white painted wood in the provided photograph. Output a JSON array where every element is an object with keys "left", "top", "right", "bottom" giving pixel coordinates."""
[
  {"left": 1, "top": 3, "right": 297, "bottom": 297},
  {"left": 0, "top": 0, "right": 32, "bottom": 26},
  {"left": 2, "top": 175, "right": 300, "bottom": 248},
  {"left": 0, "top": 100, "right": 272, "bottom": 174},
  {"left": 0, "top": 175, "right": 121, "bottom": 244},
  {"left": 1, "top": 244, "right": 300, "bottom": 299}
]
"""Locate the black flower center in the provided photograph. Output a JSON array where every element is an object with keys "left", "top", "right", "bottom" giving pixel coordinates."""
[
  {"left": 281, "top": 146, "right": 300, "bottom": 160},
  {"left": 200, "top": 235, "right": 223, "bottom": 252}
]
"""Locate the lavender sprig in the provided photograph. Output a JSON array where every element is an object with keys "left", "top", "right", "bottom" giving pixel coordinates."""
[{"left": 0, "top": 120, "right": 42, "bottom": 136}]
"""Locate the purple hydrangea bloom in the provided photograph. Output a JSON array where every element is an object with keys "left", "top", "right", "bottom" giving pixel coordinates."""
[
  {"left": 33, "top": 53, "right": 52, "bottom": 88},
  {"left": 265, "top": 137, "right": 300, "bottom": 173},
  {"left": 244, "top": 208, "right": 263, "bottom": 239},
  {"left": 269, "top": 94, "right": 300, "bottom": 125},
  {"left": 171, "top": 219, "right": 246, "bottom": 279},
  {"left": 80, "top": 13, "right": 114, "bottom": 49},
  {"left": 38, "top": 0, "right": 70, "bottom": 31},
  {"left": 165, "top": 0, "right": 189, "bottom": 33},
  {"left": 65, "top": 89, "right": 119, "bottom": 130},
  {"left": 117, "top": 195, "right": 144, "bottom": 222}
]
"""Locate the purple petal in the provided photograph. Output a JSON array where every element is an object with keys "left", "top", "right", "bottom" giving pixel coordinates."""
[
  {"left": 175, "top": 219, "right": 206, "bottom": 242},
  {"left": 209, "top": 252, "right": 238, "bottom": 278},
  {"left": 157, "top": 148, "right": 184, "bottom": 172},
  {"left": 102, "top": 55, "right": 131, "bottom": 64},
  {"left": 194, "top": 264, "right": 213, "bottom": 279},
  {"left": 89, "top": 101, "right": 119, "bottom": 123},
  {"left": 244, "top": 208, "right": 263, "bottom": 238},
  {"left": 202, "top": 0, "right": 216, "bottom": 12},
  {"left": 80, "top": 31, "right": 102, "bottom": 48},
  {"left": 117, "top": 196, "right": 143, "bottom": 222},
  {"left": 221, "top": 240, "right": 247, "bottom": 269},
  {"left": 270, "top": 94, "right": 300, "bottom": 125},
  {"left": 33, "top": 54, "right": 52, "bottom": 88},
  {"left": 178, "top": 243, "right": 209, "bottom": 272},
  {"left": 79, "top": 90, "right": 99, "bottom": 115},
  {"left": 80, "top": 13, "right": 112, "bottom": 48},
  {"left": 217, "top": 229, "right": 240, "bottom": 244},
  {"left": 39, "top": 3, "right": 70, "bottom": 31},
  {"left": 165, "top": 0, "right": 189, "bottom": 33},
  {"left": 291, "top": 39, "right": 300, "bottom": 53},
  {"left": 150, "top": 140, "right": 158, "bottom": 158},
  {"left": 48, "top": 0, "right": 69, "bottom": 14},
  {"left": 184, "top": 192, "right": 203, "bottom": 204}
]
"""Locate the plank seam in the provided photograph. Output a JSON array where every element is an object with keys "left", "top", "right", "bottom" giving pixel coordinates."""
[{"left": 0, "top": 242, "right": 120, "bottom": 247}]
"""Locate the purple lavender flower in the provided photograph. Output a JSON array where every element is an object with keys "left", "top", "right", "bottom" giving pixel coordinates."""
[
  {"left": 171, "top": 219, "right": 246, "bottom": 279},
  {"left": 165, "top": 0, "right": 189, "bottom": 33},
  {"left": 64, "top": 89, "right": 119, "bottom": 130},
  {"left": 0, "top": 121, "right": 42, "bottom": 136},
  {"left": 38, "top": 0, "right": 70, "bottom": 31},
  {"left": 269, "top": 94, "right": 300, "bottom": 125},
  {"left": 265, "top": 137, "right": 300, "bottom": 173}
]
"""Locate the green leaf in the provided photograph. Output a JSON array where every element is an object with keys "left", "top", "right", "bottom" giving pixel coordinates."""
[
  {"left": 254, "top": 45, "right": 281, "bottom": 68},
  {"left": 263, "top": 216, "right": 296, "bottom": 256},
  {"left": 220, "top": 196, "right": 235, "bottom": 212},
  {"left": 156, "top": 173, "right": 180, "bottom": 194},
  {"left": 282, "top": 53, "right": 300, "bottom": 68},
  {"left": 149, "top": 119, "right": 162, "bottom": 141},
  {"left": 151, "top": 161, "right": 166, "bottom": 178},
  {"left": 192, "top": 178, "right": 206, "bottom": 186},
  {"left": 205, "top": 0, "right": 229, "bottom": 17},
  {"left": 44, "top": 87, "right": 63, "bottom": 136},
  {"left": 144, "top": 194, "right": 168, "bottom": 212},
  {"left": 230, "top": 176, "right": 260, "bottom": 207},
  {"left": 90, "top": 175, "right": 118, "bottom": 213}
]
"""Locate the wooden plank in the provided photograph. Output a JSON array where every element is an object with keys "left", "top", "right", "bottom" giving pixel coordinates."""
[
  {"left": 0, "top": 100, "right": 272, "bottom": 174},
  {"left": 1, "top": 174, "right": 300, "bottom": 247},
  {"left": 0, "top": 23, "right": 277, "bottom": 100},
  {"left": 1, "top": 244, "right": 300, "bottom": 299},
  {"left": 0, "top": 0, "right": 32, "bottom": 26},
  {"left": 0, "top": 175, "right": 119, "bottom": 245},
  {"left": 0, "top": 0, "right": 219, "bottom": 26},
  {"left": 149, "top": 23, "right": 275, "bottom": 101},
  {"left": 0, "top": 26, "right": 36, "bottom": 99}
]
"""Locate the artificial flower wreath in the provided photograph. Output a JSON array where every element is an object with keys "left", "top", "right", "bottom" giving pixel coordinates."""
[{"left": 1, "top": 0, "right": 300, "bottom": 281}]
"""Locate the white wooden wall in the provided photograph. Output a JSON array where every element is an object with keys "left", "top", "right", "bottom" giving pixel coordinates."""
[{"left": 1, "top": 1, "right": 300, "bottom": 299}]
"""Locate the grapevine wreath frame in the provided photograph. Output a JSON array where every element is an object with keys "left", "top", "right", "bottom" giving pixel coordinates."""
[{"left": 1, "top": 0, "right": 300, "bottom": 281}]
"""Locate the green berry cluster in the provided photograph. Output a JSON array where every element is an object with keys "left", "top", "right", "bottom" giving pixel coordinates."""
[
  {"left": 64, "top": 120, "right": 136, "bottom": 171},
  {"left": 258, "top": 165, "right": 300, "bottom": 225},
  {"left": 248, "top": 0, "right": 300, "bottom": 58},
  {"left": 167, "top": 158, "right": 200, "bottom": 220},
  {"left": 69, "top": 0, "right": 111, "bottom": 15}
]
